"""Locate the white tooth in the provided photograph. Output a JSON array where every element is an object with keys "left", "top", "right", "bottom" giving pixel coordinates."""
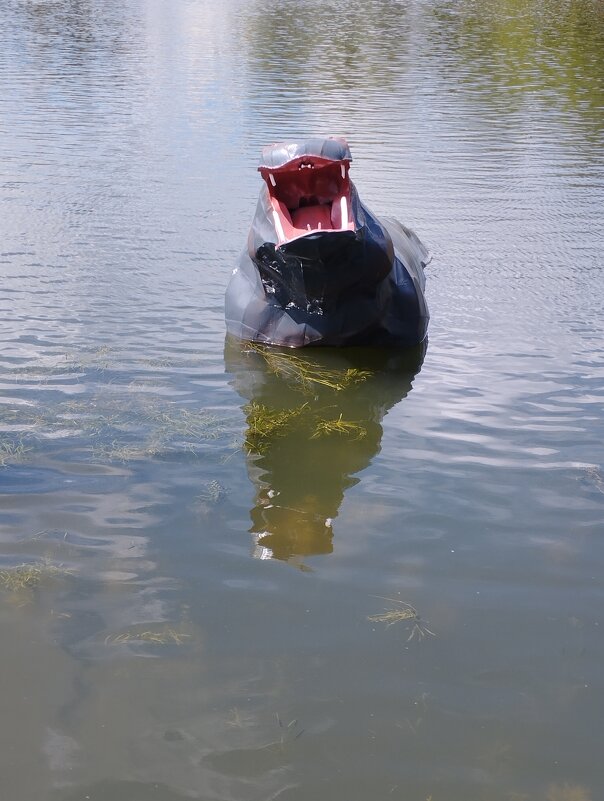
[
  {"left": 272, "top": 209, "right": 285, "bottom": 242},
  {"left": 340, "top": 196, "right": 348, "bottom": 228}
]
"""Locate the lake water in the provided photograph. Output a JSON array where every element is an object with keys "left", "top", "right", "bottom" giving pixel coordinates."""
[{"left": 1, "top": 1, "right": 603, "bottom": 799}]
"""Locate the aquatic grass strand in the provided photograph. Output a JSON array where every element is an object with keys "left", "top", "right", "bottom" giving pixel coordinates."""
[
  {"left": 367, "top": 597, "right": 436, "bottom": 641},
  {"left": 243, "top": 401, "right": 309, "bottom": 453},
  {"left": 0, "top": 439, "right": 31, "bottom": 467},
  {"left": 311, "top": 414, "right": 367, "bottom": 440},
  {"left": 245, "top": 343, "right": 372, "bottom": 392},
  {"left": 0, "top": 563, "right": 70, "bottom": 591}
]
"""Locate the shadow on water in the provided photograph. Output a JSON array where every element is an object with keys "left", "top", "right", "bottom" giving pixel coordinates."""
[{"left": 225, "top": 337, "right": 425, "bottom": 568}]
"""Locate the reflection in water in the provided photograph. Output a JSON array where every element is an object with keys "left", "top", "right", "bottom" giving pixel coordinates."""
[
  {"left": 428, "top": 0, "right": 604, "bottom": 134},
  {"left": 240, "top": 0, "right": 604, "bottom": 141},
  {"left": 225, "top": 338, "right": 424, "bottom": 566},
  {"left": 240, "top": 0, "right": 415, "bottom": 90}
]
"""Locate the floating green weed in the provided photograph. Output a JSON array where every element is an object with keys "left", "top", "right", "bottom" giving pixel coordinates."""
[
  {"left": 311, "top": 414, "right": 367, "bottom": 440},
  {"left": 367, "top": 597, "right": 435, "bottom": 642},
  {"left": 145, "top": 408, "right": 225, "bottom": 441},
  {"left": 92, "top": 437, "right": 165, "bottom": 462},
  {"left": 0, "top": 563, "right": 69, "bottom": 591},
  {"left": 243, "top": 401, "right": 308, "bottom": 453},
  {"left": 105, "top": 628, "right": 191, "bottom": 646},
  {"left": 77, "top": 396, "right": 233, "bottom": 462},
  {"left": 0, "top": 439, "right": 31, "bottom": 467},
  {"left": 2, "top": 382, "right": 233, "bottom": 464},
  {"left": 246, "top": 343, "right": 372, "bottom": 393}
]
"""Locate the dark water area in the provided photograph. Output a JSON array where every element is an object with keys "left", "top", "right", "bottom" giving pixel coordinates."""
[{"left": 1, "top": 1, "right": 603, "bottom": 799}]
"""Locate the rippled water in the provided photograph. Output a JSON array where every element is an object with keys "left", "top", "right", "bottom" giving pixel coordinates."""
[{"left": 1, "top": 1, "right": 603, "bottom": 799}]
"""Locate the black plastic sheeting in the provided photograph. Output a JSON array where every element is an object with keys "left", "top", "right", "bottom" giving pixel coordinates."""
[{"left": 225, "top": 139, "right": 430, "bottom": 348}]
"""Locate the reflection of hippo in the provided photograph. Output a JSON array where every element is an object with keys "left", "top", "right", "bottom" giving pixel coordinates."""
[
  {"left": 225, "top": 137, "right": 430, "bottom": 347},
  {"left": 225, "top": 339, "right": 425, "bottom": 567}
]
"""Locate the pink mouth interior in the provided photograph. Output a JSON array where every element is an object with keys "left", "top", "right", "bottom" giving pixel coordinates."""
[{"left": 259, "top": 157, "right": 355, "bottom": 245}]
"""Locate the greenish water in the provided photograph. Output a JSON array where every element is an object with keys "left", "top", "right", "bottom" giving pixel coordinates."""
[{"left": 0, "top": 1, "right": 603, "bottom": 799}]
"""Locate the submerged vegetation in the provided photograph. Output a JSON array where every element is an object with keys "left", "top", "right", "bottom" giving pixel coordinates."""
[
  {"left": 237, "top": 343, "right": 381, "bottom": 454},
  {"left": 243, "top": 400, "right": 369, "bottom": 454},
  {"left": 105, "top": 628, "right": 191, "bottom": 646},
  {"left": 0, "top": 346, "right": 240, "bottom": 465},
  {"left": 1, "top": 379, "right": 234, "bottom": 464},
  {"left": 196, "top": 479, "right": 228, "bottom": 509},
  {"left": 545, "top": 783, "right": 593, "bottom": 801},
  {"left": 142, "top": 406, "right": 226, "bottom": 442},
  {"left": 0, "top": 439, "right": 31, "bottom": 467},
  {"left": 367, "top": 597, "right": 435, "bottom": 642},
  {"left": 0, "top": 562, "right": 70, "bottom": 591},
  {"left": 579, "top": 465, "right": 604, "bottom": 495},
  {"left": 243, "top": 401, "right": 308, "bottom": 453},
  {"left": 92, "top": 440, "right": 165, "bottom": 463},
  {"left": 2, "top": 343, "right": 379, "bottom": 465}
]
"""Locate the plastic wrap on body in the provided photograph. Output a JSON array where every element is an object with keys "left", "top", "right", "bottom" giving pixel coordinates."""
[{"left": 225, "top": 137, "right": 430, "bottom": 348}]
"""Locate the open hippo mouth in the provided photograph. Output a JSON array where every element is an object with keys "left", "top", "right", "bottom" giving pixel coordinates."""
[
  {"left": 258, "top": 143, "right": 356, "bottom": 245},
  {"left": 254, "top": 139, "right": 393, "bottom": 313}
]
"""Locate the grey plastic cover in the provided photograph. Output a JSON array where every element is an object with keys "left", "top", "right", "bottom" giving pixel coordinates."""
[{"left": 258, "top": 137, "right": 352, "bottom": 170}]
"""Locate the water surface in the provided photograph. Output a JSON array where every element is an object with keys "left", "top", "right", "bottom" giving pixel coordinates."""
[{"left": 1, "top": 1, "right": 603, "bottom": 799}]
